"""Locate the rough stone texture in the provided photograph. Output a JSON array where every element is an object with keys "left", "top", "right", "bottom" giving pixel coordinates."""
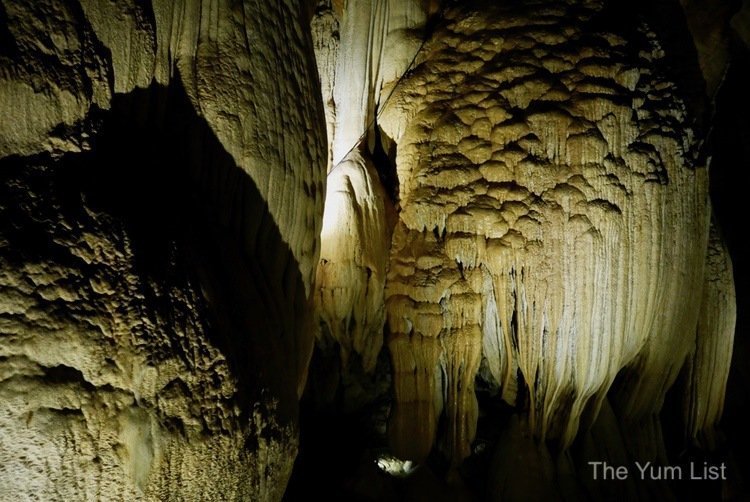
[
  {"left": 1, "top": 0, "right": 742, "bottom": 498},
  {"left": 0, "top": 0, "right": 112, "bottom": 158},
  {"left": 0, "top": 161, "right": 295, "bottom": 501},
  {"left": 310, "top": 0, "right": 425, "bottom": 396},
  {"left": 378, "top": 0, "right": 728, "bottom": 463},
  {"left": 0, "top": 0, "right": 327, "bottom": 499},
  {"left": 311, "top": 0, "right": 340, "bottom": 172}
]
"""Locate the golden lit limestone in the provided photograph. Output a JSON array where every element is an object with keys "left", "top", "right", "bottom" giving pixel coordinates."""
[
  {"left": 380, "top": 0, "right": 726, "bottom": 463},
  {"left": 0, "top": 0, "right": 112, "bottom": 158},
  {"left": 311, "top": 0, "right": 341, "bottom": 172},
  {"left": 0, "top": 164, "right": 297, "bottom": 500},
  {"left": 315, "top": 150, "right": 394, "bottom": 373},
  {"left": 311, "top": 0, "right": 428, "bottom": 387},
  {"left": 330, "top": 0, "right": 427, "bottom": 165}
]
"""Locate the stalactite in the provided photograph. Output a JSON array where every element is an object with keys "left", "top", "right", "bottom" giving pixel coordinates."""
[
  {"left": 387, "top": 325, "right": 444, "bottom": 462},
  {"left": 1, "top": 0, "right": 742, "bottom": 498}
]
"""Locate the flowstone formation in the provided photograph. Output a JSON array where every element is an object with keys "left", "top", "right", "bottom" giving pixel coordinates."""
[
  {"left": 0, "top": 0, "right": 326, "bottom": 499},
  {"left": 378, "top": 0, "right": 735, "bottom": 465},
  {"left": 310, "top": 0, "right": 429, "bottom": 399},
  {"left": 300, "top": 0, "right": 739, "bottom": 498}
]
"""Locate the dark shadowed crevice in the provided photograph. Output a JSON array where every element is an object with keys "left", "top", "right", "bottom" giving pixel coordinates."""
[
  {"left": 373, "top": 119, "right": 399, "bottom": 204},
  {"left": 602, "top": 0, "right": 711, "bottom": 138},
  {"left": 285, "top": 344, "right": 395, "bottom": 500}
]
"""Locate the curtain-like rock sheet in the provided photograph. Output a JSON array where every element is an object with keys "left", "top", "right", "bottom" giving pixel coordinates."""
[
  {"left": 2, "top": 0, "right": 741, "bottom": 497},
  {"left": 379, "top": 0, "right": 726, "bottom": 464},
  {"left": 0, "top": 0, "right": 327, "bottom": 499}
]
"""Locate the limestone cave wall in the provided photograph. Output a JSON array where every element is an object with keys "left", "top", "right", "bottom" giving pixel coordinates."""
[{"left": 0, "top": 0, "right": 746, "bottom": 500}]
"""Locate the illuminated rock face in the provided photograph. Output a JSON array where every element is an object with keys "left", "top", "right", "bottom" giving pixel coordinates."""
[
  {"left": 0, "top": 0, "right": 326, "bottom": 499},
  {"left": 0, "top": 0, "right": 325, "bottom": 290},
  {"left": 378, "top": 0, "right": 734, "bottom": 463},
  {"left": 328, "top": 0, "right": 427, "bottom": 166},
  {"left": 310, "top": 0, "right": 426, "bottom": 392},
  {"left": 316, "top": 150, "right": 394, "bottom": 375}
]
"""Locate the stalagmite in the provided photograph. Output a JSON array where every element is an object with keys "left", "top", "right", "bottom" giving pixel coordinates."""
[{"left": 315, "top": 150, "right": 394, "bottom": 374}]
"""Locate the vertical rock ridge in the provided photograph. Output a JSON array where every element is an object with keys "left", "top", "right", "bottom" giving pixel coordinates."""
[
  {"left": 330, "top": 0, "right": 428, "bottom": 166},
  {"left": 0, "top": 0, "right": 327, "bottom": 294},
  {"left": 1, "top": 0, "right": 741, "bottom": 497},
  {"left": 309, "top": 0, "right": 426, "bottom": 402}
]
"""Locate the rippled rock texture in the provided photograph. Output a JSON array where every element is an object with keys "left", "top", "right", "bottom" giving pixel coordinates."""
[{"left": 378, "top": 0, "right": 734, "bottom": 466}]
